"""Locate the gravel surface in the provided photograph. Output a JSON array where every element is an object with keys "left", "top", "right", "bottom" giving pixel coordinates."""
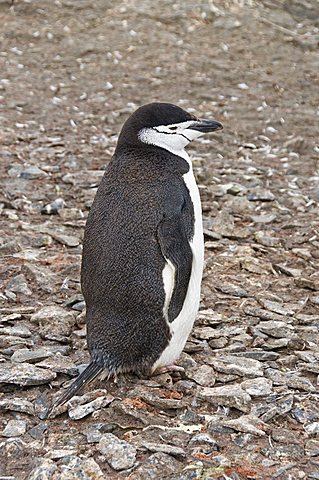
[{"left": 0, "top": 0, "right": 319, "bottom": 478}]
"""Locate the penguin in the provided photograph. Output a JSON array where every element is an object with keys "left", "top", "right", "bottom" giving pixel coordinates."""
[{"left": 50, "top": 102, "right": 222, "bottom": 413}]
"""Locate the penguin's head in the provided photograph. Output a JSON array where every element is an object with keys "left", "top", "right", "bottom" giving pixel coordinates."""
[{"left": 116, "top": 103, "right": 223, "bottom": 154}]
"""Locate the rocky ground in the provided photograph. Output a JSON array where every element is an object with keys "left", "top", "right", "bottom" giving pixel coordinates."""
[{"left": 0, "top": 0, "right": 319, "bottom": 478}]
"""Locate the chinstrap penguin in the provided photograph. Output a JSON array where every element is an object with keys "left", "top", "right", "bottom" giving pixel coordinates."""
[{"left": 49, "top": 102, "right": 222, "bottom": 414}]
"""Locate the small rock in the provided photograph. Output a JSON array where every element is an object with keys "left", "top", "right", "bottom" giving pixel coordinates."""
[
  {"left": 141, "top": 441, "right": 185, "bottom": 458},
  {"left": 258, "top": 298, "right": 296, "bottom": 316},
  {"left": 97, "top": 433, "right": 137, "bottom": 470},
  {"left": 129, "top": 452, "right": 181, "bottom": 480},
  {"left": 251, "top": 213, "right": 277, "bottom": 223},
  {"left": 271, "top": 427, "right": 299, "bottom": 444},
  {"left": 23, "top": 263, "right": 56, "bottom": 293},
  {"left": 41, "top": 198, "right": 65, "bottom": 215},
  {"left": 8, "top": 164, "right": 47, "bottom": 179},
  {"left": 0, "top": 398, "right": 34, "bottom": 415},
  {"left": 214, "top": 16, "right": 242, "bottom": 29},
  {"left": 221, "top": 415, "right": 267, "bottom": 436},
  {"left": 247, "top": 188, "right": 275, "bottom": 202},
  {"left": 186, "top": 364, "right": 216, "bottom": 387},
  {"left": 0, "top": 325, "right": 32, "bottom": 337},
  {"left": 1, "top": 419, "right": 27, "bottom": 437},
  {"left": 36, "top": 354, "right": 78, "bottom": 376},
  {"left": 28, "top": 459, "right": 57, "bottom": 480},
  {"left": 255, "top": 232, "right": 281, "bottom": 247},
  {"left": 265, "top": 368, "right": 315, "bottom": 392},
  {"left": 68, "top": 395, "right": 114, "bottom": 420},
  {"left": 273, "top": 264, "right": 302, "bottom": 277},
  {"left": 208, "top": 355, "right": 264, "bottom": 378},
  {"left": 305, "top": 422, "right": 319, "bottom": 434},
  {"left": 6, "top": 273, "right": 32, "bottom": 296},
  {"left": 0, "top": 362, "right": 56, "bottom": 386},
  {"left": 198, "top": 384, "right": 251, "bottom": 412},
  {"left": 215, "top": 282, "right": 248, "bottom": 297},
  {"left": 256, "top": 320, "right": 294, "bottom": 338},
  {"left": 30, "top": 305, "right": 77, "bottom": 338},
  {"left": 234, "top": 351, "right": 280, "bottom": 361},
  {"left": 60, "top": 456, "right": 105, "bottom": 479},
  {"left": 295, "top": 277, "right": 319, "bottom": 291},
  {"left": 11, "top": 348, "right": 52, "bottom": 363},
  {"left": 49, "top": 231, "right": 81, "bottom": 247},
  {"left": 28, "top": 423, "right": 47, "bottom": 440},
  {"left": 306, "top": 440, "right": 319, "bottom": 457},
  {"left": 241, "top": 377, "right": 273, "bottom": 396}
]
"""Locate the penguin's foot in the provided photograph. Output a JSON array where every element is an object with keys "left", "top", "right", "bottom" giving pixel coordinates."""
[{"left": 153, "top": 365, "right": 185, "bottom": 375}]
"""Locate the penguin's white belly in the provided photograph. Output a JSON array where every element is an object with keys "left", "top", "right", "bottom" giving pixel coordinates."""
[{"left": 153, "top": 165, "right": 204, "bottom": 370}]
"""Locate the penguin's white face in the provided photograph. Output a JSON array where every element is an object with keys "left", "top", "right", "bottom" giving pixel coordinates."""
[{"left": 138, "top": 121, "right": 207, "bottom": 155}]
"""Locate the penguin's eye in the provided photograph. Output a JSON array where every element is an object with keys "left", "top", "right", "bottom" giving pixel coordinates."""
[{"left": 169, "top": 126, "right": 178, "bottom": 131}]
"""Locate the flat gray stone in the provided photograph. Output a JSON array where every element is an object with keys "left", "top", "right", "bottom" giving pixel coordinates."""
[
  {"left": 141, "top": 442, "right": 185, "bottom": 458},
  {"left": 129, "top": 452, "right": 181, "bottom": 480},
  {"left": 0, "top": 398, "right": 34, "bottom": 415},
  {"left": 241, "top": 377, "right": 273, "bottom": 396},
  {"left": 97, "top": 433, "right": 137, "bottom": 470},
  {"left": 186, "top": 364, "right": 216, "bottom": 387},
  {"left": 30, "top": 305, "right": 77, "bottom": 338},
  {"left": 28, "top": 459, "right": 57, "bottom": 480},
  {"left": 221, "top": 415, "right": 267, "bottom": 436},
  {"left": 68, "top": 395, "right": 113, "bottom": 420},
  {"left": 256, "top": 320, "right": 294, "bottom": 338},
  {"left": 306, "top": 440, "right": 319, "bottom": 457},
  {"left": 11, "top": 348, "right": 52, "bottom": 363},
  {"left": 198, "top": 384, "right": 252, "bottom": 412},
  {"left": 0, "top": 362, "right": 56, "bottom": 386},
  {"left": 6, "top": 273, "right": 32, "bottom": 296},
  {"left": 208, "top": 355, "right": 264, "bottom": 378},
  {"left": 2, "top": 419, "right": 27, "bottom": 437},
  {"left": 265, "top": 368, "right": 316, "bottom": 392}
]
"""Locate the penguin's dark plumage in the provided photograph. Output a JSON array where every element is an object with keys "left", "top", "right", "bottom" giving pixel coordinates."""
[{"left": 49, "top": 103, "right": 222, "bottom": 413}]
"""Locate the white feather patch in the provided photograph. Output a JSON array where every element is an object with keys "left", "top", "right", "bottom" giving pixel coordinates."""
[
  {"left": 153, "top": 149, "right": 204, "bottom": 370},
  {"left": 162, "top": 259, "right": 175, "bottom": 321}
]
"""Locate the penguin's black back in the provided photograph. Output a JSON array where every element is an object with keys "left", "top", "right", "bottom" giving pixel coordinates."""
[{"left": 81, "top": 145, "right": 195, "bottom": 375}]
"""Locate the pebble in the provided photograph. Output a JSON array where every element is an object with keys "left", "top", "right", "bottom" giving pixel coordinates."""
[
  {"left": 5, "top": 273, "right": 32, "bottom": 296},
  {"left": 141, "top": 441, "right": 186, "bottom": 458},
  {"left": 0, "top": 362, "right": 56, "bottom": 386},
  {"left": 68, "top": 395, "right": 114, "bottom": 420},
  {"left": 240, "top": 377, "right": 273, "bottom": 396},
  {"left": 23, "top": 263, "right": 56, "bottom": 293},
  {"left": 221, "top": 415, "right": 267, "bottom": 436},
  {"left": 198, "top": 384, "right": 252, "bottom": 412},
  {"left": 1, "top": 419, "right": 27, "bottom": 437},
  {"left": 97, "top": 433, "right": 137, "bottom": 470},
  {"left": 256, "top": 320, "right": 294, "bottom": 338},
  {"left": 36, "top": 355, "right": 78, "bottom": 376},
  {"left": 306, "top": 440, "right": 319, "bottom": 457},
  {"left": 186, "top": 364, "right": 216, "bottom": 386},
  {"left": 247, "top": 188, "right": 275, "bottom": 202},
  {"left": 305, "top": 422, "right": 319, "bottom": 434},
  {"left": 265, "top": 368, "right": 316, "bottom": 392},
  {"left": 208, "top": 355, "right": 264, "bottom": 378},
  {"left": 11, "top": 348, "right": 52, "bottom": 363},
  {"left": 129, "top": 452, "right": 181, "bottom": 480},
  {"left": 41, "top": 198, "right": 65, "bottom": 215},
  {"left": 8, "top": 164, "right": 47, "bottom": 179},
  {"left": 0, "top": 398, "right": 34, "bottom": 415},
  {"left": 30, "top": 305, "right": 77, "bottom": 338},
  {"left": 28, "top": 459, "right": 57, "bottom": 480}
]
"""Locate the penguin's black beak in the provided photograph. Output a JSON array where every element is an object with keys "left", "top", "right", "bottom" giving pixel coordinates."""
[{"left": 188, "top": 119, "right": 223, "bottom": 132}]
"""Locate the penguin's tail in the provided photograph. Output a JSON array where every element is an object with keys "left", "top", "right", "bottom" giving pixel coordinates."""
[{"left": 44, "top": 361, "right": 103, "bottom": 419}]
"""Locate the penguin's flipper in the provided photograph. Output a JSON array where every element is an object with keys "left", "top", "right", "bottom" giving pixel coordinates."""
[
  {"left": 157, "top": 213, "right": 193, "bottom": 322},
  {"left": 44, "top": 361, "right": 103, "bottom": 418}
]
